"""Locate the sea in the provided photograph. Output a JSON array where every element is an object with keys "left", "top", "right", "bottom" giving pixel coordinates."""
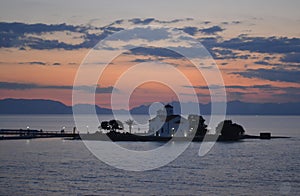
[{"left": 0, "top": 115, "right": 299, "bottom": 195}]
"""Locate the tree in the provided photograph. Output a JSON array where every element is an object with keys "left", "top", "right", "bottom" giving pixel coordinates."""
[
  {"left": 125, "top": 119, "right": 135, "bottom": 134},
  {"left": 109, "top": 119, "right": 124, "bottom": 131},
  {"left": 216, "top": 120, "right": 245, "bottom": 139},
  {"left": 99, "top": 121, "right": 110, "bottom": 131},
  {"left": 188, "top": 115, "right": 208, "bottom": 136},
  {"left": 99, "top": 120, "right": 124, "bottom": 132}
]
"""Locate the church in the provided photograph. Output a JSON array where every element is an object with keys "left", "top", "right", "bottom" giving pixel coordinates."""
[{"left": 149, "top": 104, "right": 189, "bottom": 137}]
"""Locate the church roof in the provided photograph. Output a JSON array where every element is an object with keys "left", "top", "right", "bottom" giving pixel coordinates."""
[{"left": 165, "top": 104, "right": 173, "bottom": 108}]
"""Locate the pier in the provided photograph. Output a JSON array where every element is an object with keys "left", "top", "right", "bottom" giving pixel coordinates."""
[
  {"left": 0, "top": 129, "right": 79, "bottom": 140},
  {"left": 0, "top": 129, "right": 290, "bottom": 141}
]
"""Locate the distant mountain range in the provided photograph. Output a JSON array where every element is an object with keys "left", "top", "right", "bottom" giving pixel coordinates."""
[{"left": 0, "top": 98, "right": 300, "bottom": 115}]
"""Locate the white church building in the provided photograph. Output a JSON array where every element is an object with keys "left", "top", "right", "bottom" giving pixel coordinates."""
[{"left": 149, "top": 104, "right": 189, "bottom": 137}]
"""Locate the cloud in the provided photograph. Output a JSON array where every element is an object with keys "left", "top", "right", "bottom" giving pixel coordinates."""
[
  {"left": 107, "top": 19, "right": 125, "bottom": 26},
  {"left": 183, "top": 84, "right": 225, "bottom": 90},
  {"left": 99, "top": 26, "right": 124, "bottom": 32},
  {"left": 211, "top": 48, "right": 252, "bottom": 60},
  {"left": 0, "top": 22, "right": 86, "bottom": 49},
  {"left": 0, "top": 22, "right": 122, "bottom": 50},
  {"left": 263, "top": 56, "right": 276, "bottom": 61},
  {"left": 29, "top": 61, "right": 46, "bottom": 65},
  {"left": 73, "top": 85, "right": 118, "bottom": 94},
  {"left": 232, "top": 21, "right": 241, "bottom": 24},
  {"left": 211, "top": 48, "right": 238, "bottom": 59},
  {"left": 227, "top": 91, "right": 258, "bottom": 100},
  {"left": 221, "top": 21, "right": 242, "bottom": 25},
  {"left": 126, "top": 47, "right": 184, "bottom": 59},
  {"left": 218, "top": 36, "right": 300, "bottom": 54},
  {"left": 181, "top": 27, "right": 198, "bottom": 36},
  {"left": 230, "top": 85, "right": 300, "bottom": 102},
  {"left": 184, "top": 84, "right": 289, "bottom": 91},
  {"left": 107, "top": 27, "right": 170, "bottom": 42},
  {"left": 131, "top": 58, "right": 150, "bottom": 63},
  {"left": 183, "top": 84, "right": 300, "bottom": 102},
  {"left": 0, "top": 82, "right": 118, "bottom": 93},
  {"left": 0, "top": 20, "right": 220, "bottom": 51},
  {"left": 254, "top": 61, "right": 272, "bottom": 65},
  {"left": 125, "top": 45, "right": 211, "bottom": 60},
  {"left": 1, "top": 20, "right": 299, "bottom": 58},
  {"left": 21, "top": 37, "right": 83, "bottom": 50},
  {"left": 0, "top": 82, "right": 41, "bottom": 90},
  {"left": 27, "top": 61, "right": 46, "bottom": 65},
  {"left": 130, "top": 57, "right": 162, "bottom": 63},
  {"left": 202, "top": 21, "right": 211, "bottom": 24},
  {"left": 233, "top": 68, "right": 300, "bottom": 83},
  {"left": 0, "top": 22, "right": 83, "bottom": 35},
  {"left": 280, "top": 53, "right": 300, "bottom": 63},
  {"left": 198, "top": 37, "right": 219, "bottom": 49},
  {"left": 129, "top": 18, "right": 155, "bottom": 25},
  {"left": 238, "top": 55, "right": 251, "bottom": 59},
  {"left": 18, "top": 61, "right": 61, "bottom": 66},
  {"left": 154, "top": 18, "right": 193, "bottom": 24},
  {"left": 200, "top": 26, "right": 224, "bottom": 34}
]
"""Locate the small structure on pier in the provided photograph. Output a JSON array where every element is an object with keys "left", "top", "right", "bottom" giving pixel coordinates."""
[{"left": 260, "top": 132, "right": 271, "bottom": 139}]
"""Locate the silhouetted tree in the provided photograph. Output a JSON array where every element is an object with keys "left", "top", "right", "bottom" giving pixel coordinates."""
[
  {"left": 188, "top": 115, "right": 208, "bottom": 136},
  {"left": 99, "top": 120, "right": 124, "bottom": 132},
  {"left": 100, "top": 121, "right": 110, "bottom": 131},
  {"left": 216, "top": 120, "right": 245, "bottom": 139},
  {"left": 125, "top": 119, "right": 135, "bottom": 134},
  {"left": 109, "top": 120, "right": 124, "bottom": 131}
]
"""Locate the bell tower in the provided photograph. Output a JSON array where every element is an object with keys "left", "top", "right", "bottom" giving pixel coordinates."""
[{"left": 165, "top": 104, "right": 173, "bottom": 116}]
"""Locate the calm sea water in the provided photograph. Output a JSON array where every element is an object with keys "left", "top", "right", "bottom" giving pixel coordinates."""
[{"left": 0, "top": 115, "right": 299, "bottom": 195}]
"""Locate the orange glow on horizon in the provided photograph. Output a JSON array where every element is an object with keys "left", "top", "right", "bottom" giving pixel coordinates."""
[{"left": 1, "top": 46, "right": 299, "bottom": 108}]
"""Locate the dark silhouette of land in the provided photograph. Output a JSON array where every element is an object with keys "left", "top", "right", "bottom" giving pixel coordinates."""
[
  {"left": 1, "top": 98, "right": 300, "bottom": 115},
  {"left": 0, "top": 126, "right": 289, "bottom": 141}
]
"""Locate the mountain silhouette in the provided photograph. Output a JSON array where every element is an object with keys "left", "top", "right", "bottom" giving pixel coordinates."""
[{"left": 0, "top": 98, "right": 299, "bottom": 115}]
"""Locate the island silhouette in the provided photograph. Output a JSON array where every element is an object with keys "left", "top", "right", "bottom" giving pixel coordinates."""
[{"left": 1, "top": 102, "right": 290, "bottom": 141}]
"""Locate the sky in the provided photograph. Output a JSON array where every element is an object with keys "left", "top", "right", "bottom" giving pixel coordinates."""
[
  {"left": 1, "top": 0, "right": 300, "bottom": 25},
  {"left": 0, "top": 0, "right": 300, "bottom": 108}
]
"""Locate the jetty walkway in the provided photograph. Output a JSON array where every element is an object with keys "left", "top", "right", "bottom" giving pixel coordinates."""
[{"left": 0, "top": 129, "right": 78, "bottom": 140}]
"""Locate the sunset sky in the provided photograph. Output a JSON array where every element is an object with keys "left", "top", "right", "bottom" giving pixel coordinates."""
[{"left": 0, "top": 0, "right": 299, "bottom": 109}]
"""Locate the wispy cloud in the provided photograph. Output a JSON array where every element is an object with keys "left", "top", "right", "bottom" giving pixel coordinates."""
[
  {"left": 200, "top": 26, "right": 224, "bottom": 35},
  {"left": 19, "top": 61, "right": 46, "bottom": 65},
  {"left": 129, "top": 18, "right": 155, "bottom": 25},
  {"left": 0, "top": 82, "right": 118, "bottom": 93},
  {"left": 125, "top": 47, "right": 184, "bottom": 59},
  {"left": 183, "top": 84, "right": 300, "bottom": 102},
  {"left": 280, "top": 52, "right": 300, "bottom": 63},
  {"left": 181, "top": 26, "right": 199, "bottom": 36},
  {"left": 232, "top": 68, "right": 300, "bottom": 83},
  {"left": 217, "top": 36, "right": 300, "bottom": 54}
]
